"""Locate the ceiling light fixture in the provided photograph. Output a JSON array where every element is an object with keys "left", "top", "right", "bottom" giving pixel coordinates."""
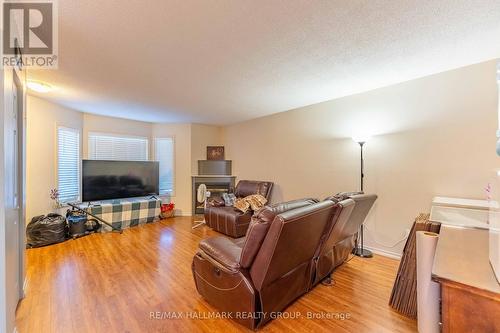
[{"left": 27, "top": 81, "right": 53, "bottom": 93}]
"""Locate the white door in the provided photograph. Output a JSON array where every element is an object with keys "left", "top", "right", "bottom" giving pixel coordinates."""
[{"left": 4, "top": 76, "right": 21, "bottom": 333}]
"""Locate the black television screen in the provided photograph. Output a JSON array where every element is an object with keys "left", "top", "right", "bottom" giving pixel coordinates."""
[{"left": 82, "top": 160, "right": 159, "bottom": 202}]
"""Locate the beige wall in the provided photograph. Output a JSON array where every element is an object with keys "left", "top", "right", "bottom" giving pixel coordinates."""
[
  {"left": 224, "top": 61, "right": 499, "bottom": 257},
  {"left": 82, "top": 113, "right": 153, "bottom": 158},
  {"left": 190, "top": 123, "right": 224, "bottom": 172},
  {"left": 26, "top": 96, "right": 83, "bottom": 221},
  {"left": 26, "top": 97, "right": 222, "bottom": 219}
]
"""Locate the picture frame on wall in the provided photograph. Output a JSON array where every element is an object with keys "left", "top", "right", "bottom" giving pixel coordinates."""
[{"left": 207, "top": 146, "right": 225, "bottom": 160}]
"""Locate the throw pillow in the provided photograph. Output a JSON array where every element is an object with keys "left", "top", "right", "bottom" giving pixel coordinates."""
[
  {"left": 234, "top": 198, "right": 250, "bottom": 213},
  {"left": 246, "top": 194, "right": 267, "bottom": 211},
  {"left": 222, "top": 193, "right": 237, "bottom": 206},
  {"left": 233, "top": 194, "right": 267, "bottom": 213}
]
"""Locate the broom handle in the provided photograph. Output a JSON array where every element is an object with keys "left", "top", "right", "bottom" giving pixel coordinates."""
[{"left": 67, "top": 202, "right": 121, "bottom": 232}]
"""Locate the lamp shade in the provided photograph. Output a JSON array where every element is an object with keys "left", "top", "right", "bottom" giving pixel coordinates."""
[{"left": 352, "top": 135, "right": 371, "bottom": 144}]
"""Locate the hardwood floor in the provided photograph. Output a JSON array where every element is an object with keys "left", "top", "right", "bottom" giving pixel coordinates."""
[{"left": 16, "top": 217, "right": 416, "bottom": 333}]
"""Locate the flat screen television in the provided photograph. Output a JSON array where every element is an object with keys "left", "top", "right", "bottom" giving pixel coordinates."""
[{"left": 82, "top": 160, "right": 159, "bottom": 202}]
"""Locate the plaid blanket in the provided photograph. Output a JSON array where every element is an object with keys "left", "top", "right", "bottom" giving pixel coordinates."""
[{"left": 85, "top": 198, "right": 162, "bottom": 232}]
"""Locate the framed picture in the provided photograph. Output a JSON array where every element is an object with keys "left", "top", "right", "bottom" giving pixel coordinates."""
[{"left": 207, "top": 146, "right": 225, "bottom": 160}]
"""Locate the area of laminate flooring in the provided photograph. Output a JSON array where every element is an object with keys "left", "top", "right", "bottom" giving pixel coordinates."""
[{"left": 15, "top": 217, "right": 417, "bottom": 333}]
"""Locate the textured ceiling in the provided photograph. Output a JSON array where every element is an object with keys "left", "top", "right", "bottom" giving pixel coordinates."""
[{"left": 29, "top": 0, "right": 500, "bottom": 124}]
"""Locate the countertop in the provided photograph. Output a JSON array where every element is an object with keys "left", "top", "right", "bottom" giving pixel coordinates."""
[{"left": 432, "top": 225, "right": 500, "bottom": 294}]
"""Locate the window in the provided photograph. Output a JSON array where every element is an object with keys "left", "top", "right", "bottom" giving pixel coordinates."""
[
  {"left": 155, "top": 137, "right": 174, "bottom": 195},
  {"left": 57, "top": 127, "right": 80, "bottom": 203},
  {"left": 88, "top": 133, "right": 149, "bottom": 161}
]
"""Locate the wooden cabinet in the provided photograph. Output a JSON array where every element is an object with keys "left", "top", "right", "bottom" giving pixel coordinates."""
[{"left": 432, "top": 226, "right": 500, "bottom": 333}]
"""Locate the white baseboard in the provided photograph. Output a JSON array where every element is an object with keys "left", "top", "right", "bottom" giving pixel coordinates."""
[
  {"left": 175, "top": 211, "right": 193, "bottom": 217},
  {"left": 365, "top": 245, "right": 402, "bottom": 260}
]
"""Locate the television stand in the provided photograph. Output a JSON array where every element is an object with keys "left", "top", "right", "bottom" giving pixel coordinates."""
[
  {"left": 68, "top": 202, "right": 123, "bottom": 233},
  {"left": 80, "top": 197, "right": 162, "bottom": 232}
]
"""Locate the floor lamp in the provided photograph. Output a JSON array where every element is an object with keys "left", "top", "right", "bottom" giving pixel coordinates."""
[{"left": 352, "top": 136, "right": 373, "bottom": 258}]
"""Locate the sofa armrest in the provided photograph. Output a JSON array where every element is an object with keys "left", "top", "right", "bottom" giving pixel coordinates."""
[{"left": 199, "top": 236, "right": 242, "bottom": 270}]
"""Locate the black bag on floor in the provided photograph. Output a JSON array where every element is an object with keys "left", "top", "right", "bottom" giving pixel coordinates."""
[{"left": 26, "top": 213, "right": 67, "bottom": 248}]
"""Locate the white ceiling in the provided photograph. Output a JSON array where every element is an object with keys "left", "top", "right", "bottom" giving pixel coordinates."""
[{"left": 28, "top": 0, "right": 500, "bottom": 125}]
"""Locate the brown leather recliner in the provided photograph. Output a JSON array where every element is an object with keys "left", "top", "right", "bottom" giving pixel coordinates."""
[
  {"left": 311, "top": 193, "right": 378, "bottom": 287},
  {"left": 333, "top": 194, "right": 377, "bottom": 266},
  {"left": 311, "top": 198, "right": 355, "bottom": 286},
  {"left": 192, "top": 197, "right": 353, "bottom": 329},
  {"left": 204, "top": 180, "right": 273, "bottom": 237}
]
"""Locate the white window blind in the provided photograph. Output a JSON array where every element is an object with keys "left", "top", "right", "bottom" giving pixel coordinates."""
[
  {"left": 88, "top": 133, "right": 149, "bottom": 161},
  {"left": 57, "top": 127, "right": 80, "bottom": 203},
  {"left": 155, "top": 137, "right": 174, "bottom": 194}
]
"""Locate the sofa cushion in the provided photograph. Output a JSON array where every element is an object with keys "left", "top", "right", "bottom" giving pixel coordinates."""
[
  {"left": 208, "top": 196, "right": 225, "bottom": 207},
  {"left": 235, "top": 180, "right": 273, "bottom": 199},
  {"left": 199, "top": 236, "right": 243, "bottom": 270},
  {"left": 233, "top": 237, "right": 246, "bottom": 247}
]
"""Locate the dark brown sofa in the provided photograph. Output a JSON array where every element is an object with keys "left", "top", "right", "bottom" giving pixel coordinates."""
[
  {"left": 204, "top": 180, "right": 273, "bottom": 237},
  {"left": 192, "top": 193, "right": 377, "bottom": 329},
  {"left": 312, "top": 193, "right": 378, "bottom": 286}
]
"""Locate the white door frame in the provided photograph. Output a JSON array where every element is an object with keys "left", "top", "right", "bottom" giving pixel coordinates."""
[
  {"left": 0, "top": 65, "right": 26, "bottom": 333},
  {"left": 13, "top": 70, "right": 26, "bottom": 301}
]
